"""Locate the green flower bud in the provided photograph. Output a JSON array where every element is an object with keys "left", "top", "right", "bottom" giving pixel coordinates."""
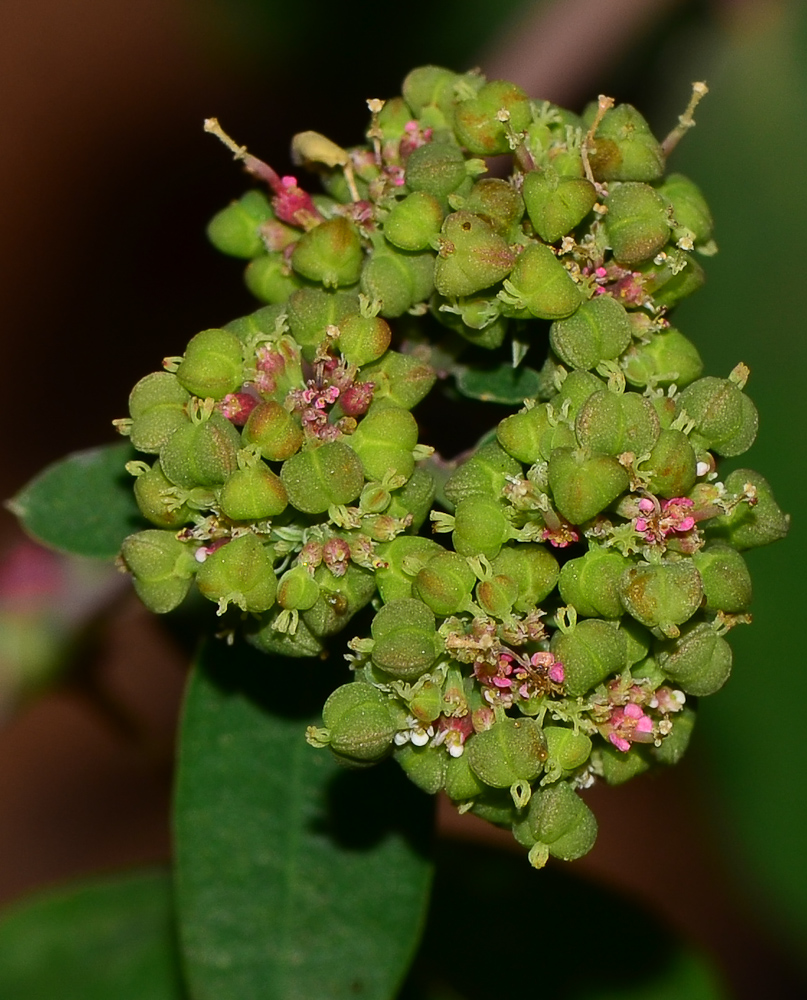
[
  {"left": 475, "top": 573, "right": 519, "bottom": 619},
  {"left": 374, "top": 535, "right": 443, "bottom": 603},
  {"left": 641, "top": 429, "right": 698, "bottom": 499},
  {"left": 291, "top": 217, "right": 363, "bottom": 288},
  {"left": 414, "top": 551, "right": 476, "bottom": 617},
  {"left": 502, "top": 242, "right": 583, "bottom": 320},
  {"left": 127, "top": 372, "right": 190, "bottom": 454},
  {"left": 466, "top": 717, "right": 547, "bottom": 788},
  {"left": 496, "top": 403, "right": 576, "bottom": 465},
  {"left": 444, "top": 751, "right": 487, "bottom": 802},
  {"left": 394, "top": 743, "right": 447, "bottom": 794},
  {"left": 302, "top": 562, "right": 376, "bottom": 637},
  {"left": 196, "top": 533, "right": 277, "bottom": 613},
  {"left": 280, "top": 441, "right": 365, "bottom": 514},
  {"left": 375, "top": 97, "right": 413, "bottom": 142},
  {"left": 434, "top": 212, "right": 515, "bottom": 298},
  {"left": 677, "top": 376, "right": 758, "bottom": 457},
  {"left": 402, "top": 65, "right": 460, "bottom": 116},
  {"left": 706, "top": 469, "right": 789, "bottom": 550},
  {"left": 652, "top": 706, "right": 696, "bottom": 765},
  {"left": 322, "top": 682, "right": 396, "bottom": 765},
  {"left": 491, "top": 544, "right": 559, "bottom": 612},
  {"left": 444, "top": 441, "right": 521, "bottom": 505},
  {"left": 452, "top": 495, "right": 512, "bottom": 560},
  {"left": 691, "top": 543, "right": 752, "bottom": 613},
  {"left": 242, "top": 401, "right": 304, "bottom": 462},
  {"left": 575, "top": 389, "right": 660, "bottom": 456},
  {"left": 276, "top": 565, "right": 320, "bottom": 610},
  {"left": 159, "top": 413, "right": 241, "bottom": 489},
  {"left": 120, "top": 529, "right": 197, "bottom": 614},
  {"left": 384, "top": 191, "right": 444, "bottom": 251},
  {"left": 657, "top": 173, "right": 714, "bottom": 249},
  {"left": 385, "top": 467, "right": 436, "bottom": 529},
  {"left": 547, "top": 448, "right": 630, "bottom": 524},
  {"left": 619, "top": 560, "right": 703, "bottom": 638},
  {"left": 585, "top": 103, "right": 664, "bottom": 182},
  {"left": 605, "top": 182, "right": 670, "bottom": 266},
  {"left": 543, "top": 726, "right": 593, "bottom": 778},
  {"left": 549, "top": 295, "right": 632, "bottom": 371},
  {"left": 175, "top": 328, "right": 244, "bottom": 401},
  {"left": 244, "top": 253, "right": 304, "bottom": 305},
  {"left": 452, "top": 80, "right": 531, "bottom": 156},
  {"left": 132, "top": 460, "right": 193, "bottom": 528},
  {"left": 359, "top": 350, "right": 436, "bottom": 409},
  {"left": 656, "top": 621, "right": 732, "bottom": 696},
  {"left": 512, "top": 782, "right": 597, "bottom": 865},
  {"left": 348, "top": 403, "right": 418, "bottom": 481},
  {"left": 559, "top": 548, "right": 630, "bottom": 619},
  {"left": 286, "top": 287, "right": 360, "bottom": 358},
  {"left": 622, "top": 327, "right": 703, "bottom": 389},
  {"left": 360, "top": 243, "right": 435, "bottom": 318},
  {"left": 522, "top": 167, "right": 597, "bottom": 243},
  {"left": 550, "top": 618, "right": 628, "bottom": 697},
  {"left": 462, "top": 178, "right": 525, "bottom": 240},
  {"left": 598, "top": 743, "right": 651, "bottom": 785},
  {"left": 218, "top": 463, "right": 288, "bottom": 521},
  {"left": 207, "top": 190, "right": 273, "bottom": 258}
]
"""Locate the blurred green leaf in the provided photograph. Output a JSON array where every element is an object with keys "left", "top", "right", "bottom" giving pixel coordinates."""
[
  {"left": 0, "top": 869, "right": 184, "bottom": 1000},
  {"left": 8, "top": 442, "right": 142, "bottom": 559},
  {"left": 174, "top": 638, "right": 435, "bottom": 1000},
  {"left": 456, "top": 362, "right": 542, "bottom": 404}
]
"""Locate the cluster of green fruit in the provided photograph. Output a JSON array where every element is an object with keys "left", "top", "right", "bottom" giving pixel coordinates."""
[{"left": 116, "top": 65, "right": 788, "bottom": 866}]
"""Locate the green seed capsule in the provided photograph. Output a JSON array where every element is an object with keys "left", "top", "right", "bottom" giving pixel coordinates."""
[
  {"left": 475, "top": 573, "right": 519, "bottom": 619},
  {"left": 621, "top": 326, "right": 703, "bottom": 389},
  {"left": 402, "top": 65, "right": 460, "bottom": 115},
  {"left": 558, "top": 548, "right": 630, "bottom": 619},
  {"left": 395, "top": 743, "right": 447, "bottom": 794},
  {"left": 434, "top": 211, "right": 516, "bottom": 298},
  {"left": 120, "top": 529, "right": 197, "bottom": 614},
  {"left": 503, "top": 242, "right": 583, "bottom": 320},
  {"left": 466, "top": 717, "right": 547, "bottom": 788},
  {"left": 468, "top": 786, "right": 519, "bottom": 828},
  {"left": 462, "top": 178, "right": 525, "bottom": 240},
  {"left": 552, "top": 369, "right": 603, "bottom": 420},
  {"left": 280, "top": 441, "right": 365, "bottom": 514},
  {"left": 286, "top": 287, "right": 360, "bottom": 359},
  {"left": 522, "top": 167, "right": 597, "bottom": 243},
  {"left": 196, "top": 533, "right": 277, "bottom": 613},
  {"left": 175, "top": 328, "right": 244, "bottom": 401},
  {"left": 586, "top": 103, "right": 664, "bottom": 182},
  {"left": 132, "top": 460, "right": 193, "bottom": 528},
  {"left": 375, "top": 96, "right": 413, "bottom": 142},
  {"left": 371, "top": 596, "right": 437, "bottom": 640},
  {"left": 452, "top": 495, "right": 511, "bottom": 560},
  {"left": 405, "top": 140, "right": 467, "bottom": 200},
  {"left": 414, "top": 551, "right": 476, "bottom": 617},
  {"left": 652, "top": 706, "right": 696, "bottom": 765},
  {"left": 491, "top": 544, "right": 559, "bottom": 612},
  {"left": 550, "top": 619, "right": 628, "bottom": 697},
  {"left": 291, "top": 217, "right": 363, "bottom": 288},
  {"left": 347, "top": 403, "right": 418, "bottom": 482},
  {"left": 128, "top": 372, "right": 190, "bottom": 454},
  {"left": 549, "top": 294, "right": 632, "bottom": 371},
  {"left": 641, "top": 429, "right": 698, "bottom": 499},
  {"left": 207, "top": 189, "right": 273, "bottom": 258},
  {"left": 218, "top": 463, "right": 288, "bottom": 520},
  {"left": 511, "top": 782, "right": 597, "bottom": 864},
  {"left": 444, "top": 441, "right": 522, "bottom": 506},
  {"left": 706, "top": 469, "right": 790, "bottom": 550},
  {"left": 656, "top": 621, "right": 732, "bottom": 696},
  {"left": 444, "top": 751, "right": 487, "bottom": 802},
  {"left": 244, "top": 253, "right": 304, "bottom": 305},
  {"left": 159, "top": 413, "right": 241, "bottom": 489},
  {"left": 246, "top": 609, "right": 324, "bottom": 658},
  {"left": 658, "top": 173, "right": 714, "bottom": 248},
  {"left": 543, "top": 726, "right": 593, "bottom": 779},
  {"left": 605, "top": 182, "right": 670, "bottom": 266},
  {"left": 384, "top": 191, "right": 444, "bottom": 251},
  {"left": 276, "top": 566, "right": 320, "bottom": 611},
  {"left": 302, "top": 562, "right": 376, "bottom": 637},
  {"left": 677, "top": 376, "right": 758, "bottom": 457},
  {"left": 322, "top": 682, "right": 396, "bottom": 765},
  {"left": 637, "top": 248, "right": 705, "bottom": 308},
  {"left": 335, "top": 312, "right": 392, "bottom": 368},
  {"left": 452, "top": 80, "right": 531, "bottom": 156},
  {"left": 372, "top": 626, "right": 440, "bottom": 681},
  {"left": 691, "top": 543, "right": 752, "bottom": 613},
  {"left": 575, "top": 389, "right": 660, "bottom": 456},
  {"left": 242, "top": 401, "right": 304, "bottom": 462},
  {"left": 547, "top": 448, "right": 630, "bottom": 525},
  {"left": 619, "top": 560, "right": 703, "bottom": 638},
  {"left": 385, "top": 467, "right": 436, "bottom": 529},
  {"left": 360, "top": 243, "right": 435, "bottom": 318},
  {"left": 598, "top": 743, "right": 651, "bottom": 785},
  {"left": 359, "top": 350, "right": 436, "bottom": 409},
  {"left": 496, "top": 403, "right": 574, "bottom": 465},
  {"left": 374, "top": 535, "right": 443, "bottom": 603}
]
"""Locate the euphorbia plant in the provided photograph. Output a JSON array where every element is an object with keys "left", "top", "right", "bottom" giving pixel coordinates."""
[{"left": 6, "top": 64, "right": 789, "bottom": 997}]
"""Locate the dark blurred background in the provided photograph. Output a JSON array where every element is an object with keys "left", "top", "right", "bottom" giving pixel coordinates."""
[{"left": 0, "top": 1, "right": 805, "bottom": 996}]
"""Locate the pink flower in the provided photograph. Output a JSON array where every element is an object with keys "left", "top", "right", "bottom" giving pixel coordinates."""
[{"left": 604, "top": 701, "right": 654, "bottom": 753}]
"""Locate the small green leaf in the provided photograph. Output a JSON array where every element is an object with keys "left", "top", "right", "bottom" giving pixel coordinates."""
[
  {"left": 8, "top": 442, "right": 143, "bottom": 559},
  {"left": 0, "top": 869, "right": 185, "bottom": 1000},
  {"left": 455, "top": 362, "right": 542, "bottom": 404},
  {"left": 174, "top": 639, "right": 434, "bottom": 1000}
]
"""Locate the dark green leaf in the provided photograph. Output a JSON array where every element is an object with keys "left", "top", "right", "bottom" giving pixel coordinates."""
[
  {"left": 0, "top": 868, "right": 185, "bottom": 1000},
  {"left": 175, "top": 639, "right": 435, "bottom": 1000},
  {"left": 8, "top": 442, "right": 143, "bottom": 559},
  {"left": 455, "top": 363, "right": 542, "bottom": 404}
]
